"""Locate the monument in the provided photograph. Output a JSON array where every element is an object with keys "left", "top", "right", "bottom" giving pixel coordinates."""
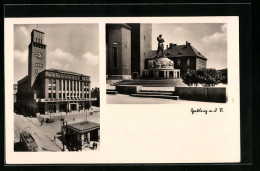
[
  {"left": 142, "top": 35, "right": 181, "bottom": 79},
  {"left": 156, "top": 34, "right": 165, "bottom": 57}
]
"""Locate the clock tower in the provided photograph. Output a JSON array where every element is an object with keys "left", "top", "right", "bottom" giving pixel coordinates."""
[{"left": 28, "top": 29, "right": 47, "bottom": 87}]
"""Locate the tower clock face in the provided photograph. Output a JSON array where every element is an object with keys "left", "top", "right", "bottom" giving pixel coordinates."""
[{"left": 35, "top": 52, "right": 42, "bottom": 59}]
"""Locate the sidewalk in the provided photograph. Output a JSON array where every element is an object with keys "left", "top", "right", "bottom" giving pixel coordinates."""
[{"left": 46, "top": 133, "right": 63, "bottom": 151}]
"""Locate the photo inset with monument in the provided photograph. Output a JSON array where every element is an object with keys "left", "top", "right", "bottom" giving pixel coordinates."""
[{"left": 106, "top": 23, "right": 227, "bottom": 104}]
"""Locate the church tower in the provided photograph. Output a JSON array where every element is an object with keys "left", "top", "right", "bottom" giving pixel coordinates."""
[{"left": 28, "top": 29, "right": 47, "bottom": 87}]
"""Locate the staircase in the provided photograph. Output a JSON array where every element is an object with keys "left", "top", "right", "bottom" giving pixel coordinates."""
[
  {"left": 112, "top": 78, "right": 186, "bottom": 87},
  {"left": 106, "top": 89, "right": 118, "bottom": 95},
  {"left": 130, "top": 90, "right": 179, "bottom": 100},
  {"left": 106, "top": 84, "right": 118, "bottom": 95}
]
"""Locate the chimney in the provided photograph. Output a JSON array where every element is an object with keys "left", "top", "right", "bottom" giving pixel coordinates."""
[{"left": 169, "top": 43, "right": 177, "bottom": 49}]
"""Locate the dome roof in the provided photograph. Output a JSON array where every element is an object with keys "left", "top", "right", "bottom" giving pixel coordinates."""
[{"left": 147, "top": 57, "right": 174, "bottom": 69}]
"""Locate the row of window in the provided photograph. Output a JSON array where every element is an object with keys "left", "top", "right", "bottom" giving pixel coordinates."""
[
  {"left": 48, "top": 79, "right": 89, "bottom": 91},
  {"left": 176, "top": 59, "right": 190, "bottom": 66},
  {"left": 35, "top": 38, "right": 43, "bottom": 44},
  {"left": 48, "top": 72, "right": 83, "bottom": 80},
  {"left": 32, "top": 42, "right": 45, "bottom": 49},
  {"left": 48, "top": 93, "right": 89, "bottom": 99}
]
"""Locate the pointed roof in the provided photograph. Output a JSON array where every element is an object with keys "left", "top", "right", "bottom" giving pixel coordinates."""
[{"left": 147, "top": 43, "right": 207, "bottom": 60}]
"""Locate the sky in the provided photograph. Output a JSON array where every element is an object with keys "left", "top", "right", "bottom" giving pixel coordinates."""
[
  {"left": 14, "top": 24, "right": 99, "bottom": 88},
  {"left": 152, "top": 23, "right": 227, "bottom": 70},
  {"left": 14, "top": 23, "right": 226, "bottom": 86}
]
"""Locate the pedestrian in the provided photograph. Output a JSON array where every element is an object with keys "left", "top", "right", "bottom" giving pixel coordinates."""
[
  {"left": 95, "top": 143, "right": 98, "bottom": 150},
  {"left": 54, "top": 135, "right": 56, "bottom": 141},
  {"left": 93, "top": 142, "right": 96, "bottom": 150},
  {"left": 92, "top": 142, "right": 94, "bottom": 150}
]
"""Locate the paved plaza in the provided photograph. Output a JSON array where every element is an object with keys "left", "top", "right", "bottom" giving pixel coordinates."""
[{"left": 14, "top": 107, "right": 100, "bottom": 152}]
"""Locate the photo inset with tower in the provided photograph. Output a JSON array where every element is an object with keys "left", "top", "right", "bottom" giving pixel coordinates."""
[
  {"left": 106, "top": 23, "right": 228, "bottom": 104},
  {"left": 14, "top": 24, "right": 100, "bottom": 152}
]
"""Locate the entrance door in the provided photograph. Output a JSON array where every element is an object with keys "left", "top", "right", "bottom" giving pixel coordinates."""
[
  {"left": 149, "top": 71, "right": 154, "bottom": 77},
  {"left": 71, "top": 104, "right": 77, "bottom": 111},
  {"left": 49, "top": 104, "right": 56, "bottom": 113},
  {"left": 132, "top": 72, "right": 138, "bottom": 79},
  {"left": 90, "top": 130, "right": 99, "bottom": 141},
  {"left": 159, "top": 71, "right": 164, "bottom": 78},
  {"left": 169, "top": 71, "right": 173, "bottom": 78},
  {"left": 60, "top": 104, "right": 67, "bottom": 112}
]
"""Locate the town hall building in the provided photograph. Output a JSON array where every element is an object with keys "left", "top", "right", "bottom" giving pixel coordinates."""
[{"left": 16, "top": 29, "right": 92, "bottom": 116}]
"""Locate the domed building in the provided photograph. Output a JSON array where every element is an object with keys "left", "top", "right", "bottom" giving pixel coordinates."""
[{"left": 142, "top": 56, "right": 180, "bottom": 78}]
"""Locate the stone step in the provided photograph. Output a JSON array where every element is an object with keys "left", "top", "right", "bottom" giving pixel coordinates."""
[
  {"left": 106, "top": 90, "right": 118, "bottom": 95},
  {"left": 138, "top": 92, "right": 173, "bottom": 95},
  {"left": 106, "top": 89, "right": 116, "bottom": 91},
  {"left": 140, "top": 90, "right": 174, "bottom": 94},
  {"left": 112, "top": 79, "right": 186, "bottom": 87},
  {"left": 113, "top": 82, "right": 183, "bottom": 86},
  {"left": 130, "top": 94, "right": 179, "bottom": 100}
]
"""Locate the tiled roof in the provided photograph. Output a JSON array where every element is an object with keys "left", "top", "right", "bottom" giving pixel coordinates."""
[{"left": 147, "top": 43, "right": 207, "bottom": 60}]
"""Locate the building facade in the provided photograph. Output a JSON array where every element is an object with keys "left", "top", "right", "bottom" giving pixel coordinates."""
[
  {"left": 16, "top": 29, "right": 92, "bottom": 115},
  {"left": 128, "top": 24, "right": 152, "bottom": 78},
  {"left": 106, "top": 24, "right": 132, "bottom": 80},
  {"left": 106, "top": 23, "right": 152, "bottom": 80}
]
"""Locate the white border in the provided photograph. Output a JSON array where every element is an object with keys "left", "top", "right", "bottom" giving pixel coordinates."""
[{"left": 5, "top": 17, "right": 240, "bottom": 164}]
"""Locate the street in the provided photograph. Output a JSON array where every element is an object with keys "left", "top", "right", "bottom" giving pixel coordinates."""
[{"left": 14, "top": 107, "right": 100, "bottom": 152}]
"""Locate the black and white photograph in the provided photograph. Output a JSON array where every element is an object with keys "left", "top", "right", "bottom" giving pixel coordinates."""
[
  {"left": 13, "top": 24, "right": 100, "bottom": 152},
  {"left": 106, "top": 23, "right": 228, "bottom": 104},
  {"left": 5, "top": 16, "right": 241, "bottom": 164}
]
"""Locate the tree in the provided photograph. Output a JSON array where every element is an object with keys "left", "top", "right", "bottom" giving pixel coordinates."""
[
  {"left": 182, "top": 70, "right": 200, "bottom": 86},
  {"left": 182, "top": 68, "right": 223, "bottom": 87}
]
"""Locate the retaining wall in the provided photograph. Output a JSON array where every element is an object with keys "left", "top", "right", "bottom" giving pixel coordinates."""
[
  {"left": 116, "top": 85, "right": 142, "bottom": 94},
  {"left": 174, "top": 87, "right": 227, "bottom": 103}
]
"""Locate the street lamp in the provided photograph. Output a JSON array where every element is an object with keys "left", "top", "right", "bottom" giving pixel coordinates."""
[{"left": 85, "top": 109, "right": 88, "bottom": 121}]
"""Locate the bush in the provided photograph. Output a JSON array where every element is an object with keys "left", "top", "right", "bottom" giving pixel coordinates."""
[
  {"left": 182, "top": 70, "right": 200, "bottom": 86},
  {"left": 182, "top": 68, "right": 223, "bottom": 87}
]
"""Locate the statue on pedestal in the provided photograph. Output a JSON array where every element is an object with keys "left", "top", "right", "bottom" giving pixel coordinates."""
[{"left": 156, "top": 34, "right": 165, "bottom": 57}]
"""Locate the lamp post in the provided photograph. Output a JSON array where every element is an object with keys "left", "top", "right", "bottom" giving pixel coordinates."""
[{"left": 85, "top": 109, "right": 88, "bottom": 121}]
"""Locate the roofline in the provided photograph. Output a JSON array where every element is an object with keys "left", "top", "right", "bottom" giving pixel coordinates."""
[
  {"left": 43, "top": 69, "right": 90, "bottom": 77},
  {"left": 66, "top": 125, "right": 100, "bottom": 133},
  {"left": 32, "top": 29, "right": 45, "bottom": 34}
]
